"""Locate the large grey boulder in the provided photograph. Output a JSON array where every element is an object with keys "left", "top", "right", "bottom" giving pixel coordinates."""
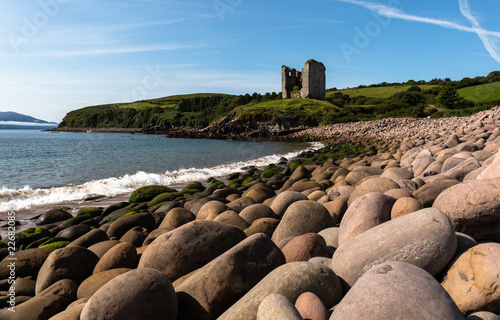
[
  {"left": 330, "top": 262, "right": 464, "bottom": 320},
  {"left": 332, "top": 208, "right": 456, "bottom": 288}
]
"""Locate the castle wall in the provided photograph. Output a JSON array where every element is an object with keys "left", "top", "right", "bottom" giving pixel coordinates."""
[{"left": 282, "top": 60, "right": 325, "bottom": 100}]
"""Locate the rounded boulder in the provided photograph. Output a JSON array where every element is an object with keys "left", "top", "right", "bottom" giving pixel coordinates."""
[
  {"left": 80, "top": 268, "right": 178, "bottom": 320},
  {"left": 272, "top": 200, "right": 334, "bottom": 244},
  {"left": 138, "top": 220, "right": 246, "bottom": 281},
  {"left": 330, "top": 262, "right": 464, "bottom": 319},
  {"left": 433, "top": 178, "right": 500, "bottom": 242},
  {"left": 441, "top": 243, "right": 500, "bottom": 315},
  {"left": 332, "top": 208, "right": 457, "bottom": 288}
]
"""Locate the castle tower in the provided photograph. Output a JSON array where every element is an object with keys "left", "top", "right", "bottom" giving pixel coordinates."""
[{"left": 281, "top": 60, "right": 325, "bottom": 100}]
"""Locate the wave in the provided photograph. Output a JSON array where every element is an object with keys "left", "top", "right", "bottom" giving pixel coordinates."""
[{"left": 0, "top": 142, "right": 323, "bottom": 213}]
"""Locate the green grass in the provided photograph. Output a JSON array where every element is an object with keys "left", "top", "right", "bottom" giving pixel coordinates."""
[
  {"left": 236, "top": 99, "right": 341, "bottom": 125},
  {"left": 327, "top": 85, "right": 437, "bottom": 99},
  {"left": 457, "top": 82, "right": 500, "bottom": 102}
]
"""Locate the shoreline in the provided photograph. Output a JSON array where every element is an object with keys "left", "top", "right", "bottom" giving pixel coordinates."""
[{"left": 0, "top": 141, "right": 325, "bottom": 239}]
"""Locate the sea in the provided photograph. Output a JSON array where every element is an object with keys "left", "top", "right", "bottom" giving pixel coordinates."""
[{"left": 0, "top": 129, "right": 318, "bottom": 213}]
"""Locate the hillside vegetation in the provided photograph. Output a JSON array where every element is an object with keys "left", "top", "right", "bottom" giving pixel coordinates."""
[{"left": 58, "top": 71, "right": 500, "bottom": 131}]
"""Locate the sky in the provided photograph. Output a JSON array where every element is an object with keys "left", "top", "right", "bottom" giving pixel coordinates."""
[{"left": 0, "top": 0, "right": 499, "bottom": 122}]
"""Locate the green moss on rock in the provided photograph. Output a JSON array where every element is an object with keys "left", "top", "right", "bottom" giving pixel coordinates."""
[
  {"left": 40, "top": 241, "right": 70, "bottom": 249},
  {"left": 15, "top": 227, "right": 53, "bottom": 248},
  {"left": 0, "top": 241, "right": 7, "bottom": 249},
  {"left": 242, "top": 177, "right": 256, "bottom": 186},
  {"left": 25, "top": 237, "right": 52, "bottom": 249},
  {"left": 77, "top": 207, "right": 103, "bottom": 217},
  {"left": 129, "top": 185, "right": 178, "bottom": 203}
]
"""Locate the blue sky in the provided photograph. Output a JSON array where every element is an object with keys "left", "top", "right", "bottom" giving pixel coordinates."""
[{"left": 0, "top": 0, "right": 499, "bottom": 122}]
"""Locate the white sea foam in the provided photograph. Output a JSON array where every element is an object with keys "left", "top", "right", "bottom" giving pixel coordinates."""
[{"left": 0, "top": 142, "right": 323, "bottom": 212}]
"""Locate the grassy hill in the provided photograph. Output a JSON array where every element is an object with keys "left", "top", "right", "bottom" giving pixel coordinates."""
[
  {"left": 327, "top": 85, "right": 437, "bottom": 99},
  {"left": 235, "top": 99, "right": 341, "bottom": 126},
  {"left": 457, "top": 82, "right": 500, "bottom": 102},
  {"left": 57, "top": 71, "right": 500, "bottom": 132}
]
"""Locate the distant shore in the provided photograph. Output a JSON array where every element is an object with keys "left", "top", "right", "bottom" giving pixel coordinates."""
[{"left": 47, "top": 127, "right": 142, "bottom": 133}]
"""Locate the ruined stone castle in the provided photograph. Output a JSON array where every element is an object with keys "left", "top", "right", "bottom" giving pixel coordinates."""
[{"left": 281, "top": 60, "right": 326, "bottom": 100}]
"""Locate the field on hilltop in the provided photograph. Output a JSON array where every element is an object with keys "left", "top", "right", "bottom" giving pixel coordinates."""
[{"left": 327, "top": 85, "right": 438, "bottom": 99}]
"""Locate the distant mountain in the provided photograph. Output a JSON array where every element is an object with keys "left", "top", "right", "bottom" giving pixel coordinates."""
[
  {"left": 0, "top": 111, "right": 58, "bottom": 129},
  {"left": 0, "top": 111, "right": 53, "bottom": 123}
]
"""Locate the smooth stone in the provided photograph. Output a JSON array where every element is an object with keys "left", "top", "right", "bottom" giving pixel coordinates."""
[
  {"left": 218, "top": 262, "right": 342, "bottom": 320},
  {"left": 272, "top": 200, "right": 335, "bottom": 243},
  {"left": 77, "top": 268, "right": 132, "bottom": 299},
  {"left": 68, "top": 228, "right": 109, "bottom": 248},
  {"left": 242, "top": 185, "right": 275, "bottom": 203},
  {"left": 244, "top": 218, "right": 280, "bottom": 238},
  {"left": 106, "top": 212, "right": 156, "bottom": 239},
  {"left": 384, "top": 188, "right": 412, "bottom": 199},
  {"left": 477, "top": 149, "right": 500, "bottom": 179},
  {"left": 397, "top": 179, "right": 419, "bottom": 193},
  {"left": 348, "top": 177, "right": 399, "bottom": 206},
  {"left": 344, "top": 171, "right": 372, "bottom": 186},
  {"left": 93, "top": 242, "right": 137, "bottom": 274},
  {"left": 322, "top": 195, "right": 348, "bottom": 222},
  {"left": 466, "top": 311, "right": 500, "bottom": 320},
  {"left": 196, "top": 201, "right": 228, "bottom": 221},
  {"left": 138, "top": 220, "right": 246, "bottom": 281},
  {"left": 36, "top": 208, "right": 72, "bottom": 225},
  {"left": 10, "top": 277, "right": 36, "bottom": 297},
  {"left": 308, "top": 190, "right": 327, "bottom": 201},
  {"left": 270, "top": 191, "right": 308, "bottom": 217},
  {"left": 413, "top": 179, "right": 459, "bottom": 207},
  {"left": 0, "top": 248, "right": 55, "bottom": 279},
  {"left": 239, "top": 204, "right": 276, "bottom": 225},
  {"left": 318, "top": 227, "right": 339, "bottom": 254},
  {"left": 433, "top": 178, "right": 500, "bottom": 241},
  {"left": 36, "top": 246, "right": 99, "bottom": 294},
  {"left": 0, "top": 279, "right": 77, "bottom": 320},
  {"left": 338, "top": 192, "right": 395, "bottom": 246},
  {"left": 158, "top": 207, "right": 195, "bottom": 230},
  {"left": 441, "top": 157, "right": 481, "bottom": 181},
  {"left": 455, "top": 232, "right": 478, "bottom": 256},
  {"left": 142, "top": 227, "right": 170, "bottom": 246},
  {"left": 332, "top": 208, "right": 457, "bottom": 288},
  {"left": 330, "top": 262, "right": 465, "bottom": 320},
  {"left": 213, "top": 210, "right": 250, "bottom": 229},
  {"left": 87, "top": 240, "right": 121, "bottom": 259},
  {"left": 281, "top": 233, "right": 329, "bottom": 263},
  {"left": 442, "top": 157, "right": 466, "bottom": 172},
  {"left": 227, "top": 196, "right": 256, "bottom": 212},
  {"left": 287, "top": 180, "right": 322, "bottom": 193},
  {"left": 48, "top": 303, "right": 84, "bottom": 320},
  {"left": 308, "top": 257, "right": 333, "bottom": 269},
  {"left": 441, "top": 243, "right": 500, "bottom": 315},
  {"left": 412, "top": 157, "right": 436, "bottom": 177},
  {"left": 119, "top": 226, "right": 149, "bottom": 247},
  {"left": 175, "top": 233, "right": 285, "bottom": 319},
  {"left": 80, "top": 268, "right": 177, "bottom": 320},
  {"left": 327, "top": 184, "right": 355, "bottom": 198},
  {"left": 295, "top": 291, "right": 329, "bottom": 320},
  {"left": 391, "top": 197, "right": 424, "bottom": 219},
  {"left": 290, "top": 166, "right": 312, "bottom": 180},
  {"left": 257, "top": 294, "right": 302, "bottom": 320},
  {"left": 56, "top": 224, "right": 92, "bottom": 241}
]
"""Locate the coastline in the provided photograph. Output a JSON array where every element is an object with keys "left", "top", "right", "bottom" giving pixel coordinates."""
[{"left": 3, "top": 106, "right": 498, "bottom": 239}]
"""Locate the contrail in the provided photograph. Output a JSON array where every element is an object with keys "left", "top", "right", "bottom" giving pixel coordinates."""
[
  {"left": 336, "top": 0, "right": 500, "bottom": 63},
  {"left": 458, "top": 0, "right": 500, "bottom": 63}
]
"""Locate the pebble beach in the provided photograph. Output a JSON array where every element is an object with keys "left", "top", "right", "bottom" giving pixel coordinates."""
[{"left": 1, "top": 106, "right": 500, "bottom": 319}]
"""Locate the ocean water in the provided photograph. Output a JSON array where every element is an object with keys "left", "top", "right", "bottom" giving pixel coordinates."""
[{"left": 0, "top": 130, "right": 317, "bottom": 212}]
